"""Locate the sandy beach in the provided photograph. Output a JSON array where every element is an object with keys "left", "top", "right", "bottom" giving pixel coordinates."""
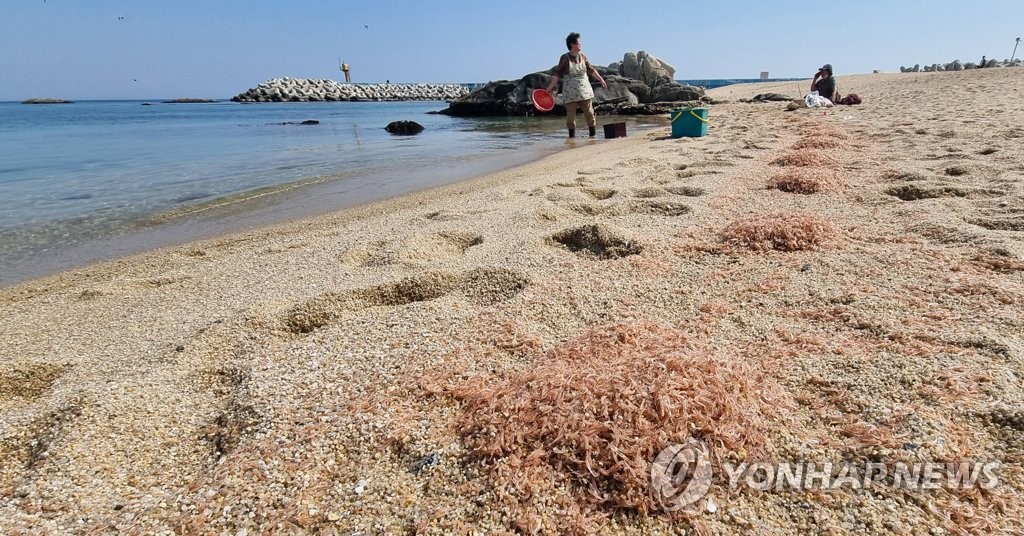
[{"left": 2, "top": 67, "right": 1023, "bottom": 535}]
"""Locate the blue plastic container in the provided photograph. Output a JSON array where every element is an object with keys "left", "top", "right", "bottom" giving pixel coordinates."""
[{"left": 670, "top": 108, "right": 708, "bottom": 138}]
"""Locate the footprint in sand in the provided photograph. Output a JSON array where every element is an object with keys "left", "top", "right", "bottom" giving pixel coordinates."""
[
  {"left": 581, "top": 187, "right": 617, "bottom": 200},
  {"left": 884, "top": 170, "right": 929, "bottom": 182},
  {"left": 341, "top": 232, "right": 484, "bottom": 267},
  {"left": 2, "top": 400, "right": 84, "bottom": 478},
  {"left": 885, "top": 185, "right": 971, "bottom": 201},
  {"left": 77, "top": 289, "right": 105, "bottom": 301},
  {"left": 663, "top": 185, "right": 707, "bottom": 197},
  {"left": 631, "top": 186, "right": 707, "bottom": 199},
  {"left": 659, "top": 167, "right": 722, "bottom": 184},
  {"left": 282, "top": 267, "right": 529, "bottom": 334},
  {"left": 616, "top": 157, "right": 668, "bottom": 170},
  {"left": 564, "top": 203, "right": 607, "bottom": 216},
  {"left": 424, "top": 210, "right": 464, "bottom": 222},
  {"left": 632, "top": 187, "right": 666, "bottom": 198},
  {"left": 965, "top": 217, "right": 1024, "bottom": 232},
  {"left": 624, "top": 200, "right": 691, "bottom": 216},
  {"left": 193, "top": 366, "right": 261, "bottom": 458},
  {"left": 548, "top": 224, "right": 642, "bottom": 259},
  {"left": 889, "top": 183, "right": 1006, "bottom": 201},
  {"left": 397, "top": 231, "right": 484, "bottom": 264},
  {"left": 260, "top": 242, "right": 307, "bottom": 255},
  {"left": 340, "top": 239, "right": 391, "bottom": 267},
  {"left": 908, "top": 223, "right": 978, "bottom": 245},
  {"left": 138, "top": 275, "right": 191, "bottom": 288},
  {"left": 0, "top": 361, "right": 71, "bottom": 402}
]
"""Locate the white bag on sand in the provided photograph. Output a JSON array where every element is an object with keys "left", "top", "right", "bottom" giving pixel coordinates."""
[{"left": 804, "top": 91, "right": 834, "bottom": 108}]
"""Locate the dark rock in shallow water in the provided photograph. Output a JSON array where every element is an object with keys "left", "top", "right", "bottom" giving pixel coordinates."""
[
  {"left": 22, "top": 98, "right": 73, "bottom": 104},
  {"left": 271, "top": 120, "right": 320, "bottom": 126},
  {"left": 163, "top": 98, "right": 217, "bottom": 103},
  {"left": 385, "top": 121, "right": 424, "bottom": 135}
]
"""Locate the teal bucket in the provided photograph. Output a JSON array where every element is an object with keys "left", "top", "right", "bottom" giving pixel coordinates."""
[{"left": 670, "top": 108, "right": 708, "bottom": 138}]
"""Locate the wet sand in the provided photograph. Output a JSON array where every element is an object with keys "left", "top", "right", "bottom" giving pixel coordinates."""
[{"left": 1, "top": 68, "right": 1022, "bottom": 535}]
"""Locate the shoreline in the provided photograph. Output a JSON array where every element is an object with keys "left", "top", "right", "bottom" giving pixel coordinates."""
[
  {"left": 2, "top": 69, "right": 1022, "bottom": 534},
  {"left": 1, "top": 131, "right": 654, "bottom": 292},
  {"left": 0, "top": 145, "right": 563, "bottom": 289},
  {"left": 1, "top": 117, "right": 667, "bottom": 289}
]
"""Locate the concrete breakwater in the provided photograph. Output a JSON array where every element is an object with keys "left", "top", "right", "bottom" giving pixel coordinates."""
[
  {"left": 900, "top": 58, "right": 1021, "bottom": 72},
  {"left": 231, "top": 78, "right": 469, "bottom": 102}
]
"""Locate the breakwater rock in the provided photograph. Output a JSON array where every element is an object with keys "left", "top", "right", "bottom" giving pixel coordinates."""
[
  {"left": 231, "top": 78, "right": 469, "bottom": 102},
  {"left": 900, "top": 58, "right": 1022, "bottom": 72}
]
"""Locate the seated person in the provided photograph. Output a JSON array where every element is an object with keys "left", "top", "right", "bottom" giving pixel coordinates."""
[{"left": 811, "top": 64, "right": 837, "bottom": 103}]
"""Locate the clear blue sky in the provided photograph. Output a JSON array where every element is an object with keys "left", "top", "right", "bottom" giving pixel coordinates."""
[{"left": 2, "top": 0, "right": 1022, "bottom": 100}]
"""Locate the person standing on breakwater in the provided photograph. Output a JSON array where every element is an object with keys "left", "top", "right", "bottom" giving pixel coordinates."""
[
  {"left": 545, "top": 32, "right": 607, "bottom": 138},
  {"left": 980, "top": 55, "right": 987, "bottom": 68}
]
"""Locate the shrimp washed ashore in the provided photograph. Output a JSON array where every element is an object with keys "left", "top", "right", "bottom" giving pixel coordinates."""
[{"left": 1, "top": 68, "right": 1023, "bottom": 534}]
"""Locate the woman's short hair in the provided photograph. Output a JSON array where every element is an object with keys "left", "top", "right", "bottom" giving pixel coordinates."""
[{"left": 565, "top": 32, "right": 580, "bottom": 50}]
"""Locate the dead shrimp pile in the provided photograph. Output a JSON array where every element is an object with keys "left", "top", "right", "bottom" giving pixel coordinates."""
[
  {"left": 720, "top": 212, "right": 837, "bottom": 252},
  {"left": 451, "top": 322, "right": 782, "bottom": 522}
]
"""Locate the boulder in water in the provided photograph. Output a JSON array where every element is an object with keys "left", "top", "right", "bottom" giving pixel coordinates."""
[{"left": 385, "top": 120, "right": 424, "bottom": 135}]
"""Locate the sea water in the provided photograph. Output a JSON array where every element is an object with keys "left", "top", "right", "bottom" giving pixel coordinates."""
[{"left": 0, "top": 100, "right": 664, "bottom": 286}]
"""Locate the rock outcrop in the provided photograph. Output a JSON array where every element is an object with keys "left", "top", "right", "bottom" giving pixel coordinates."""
[
  {"left": 384, "top": 121, "right": 424, "bottom": 135},
  {"left": 440, "top": 51, "right": 705, "bottom": 117},
  {"left": 609, "top": 51, "right": 677, "bottom": 86},
  {"left": 232, "top": 78, "right": 469, "bottom": 102},
  {"left": 21, "top": 98, "right": 73, "bottom": 104}
]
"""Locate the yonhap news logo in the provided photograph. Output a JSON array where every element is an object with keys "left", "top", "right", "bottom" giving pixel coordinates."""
[
  {"left": 650, "top": 438, "right": 714, "bottom": 512},
  {"left": 651, "top": 439, "right": 1000, "bottom": 513}
]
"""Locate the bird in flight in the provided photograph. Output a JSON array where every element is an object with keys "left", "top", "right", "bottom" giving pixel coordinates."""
[{"left": 364, "top": 24, "right": 368, "bottom": 29}]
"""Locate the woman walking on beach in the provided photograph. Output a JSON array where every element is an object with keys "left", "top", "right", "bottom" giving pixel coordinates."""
[{"left": 546, "top": 32, "right": 607, "bottom": 138}]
